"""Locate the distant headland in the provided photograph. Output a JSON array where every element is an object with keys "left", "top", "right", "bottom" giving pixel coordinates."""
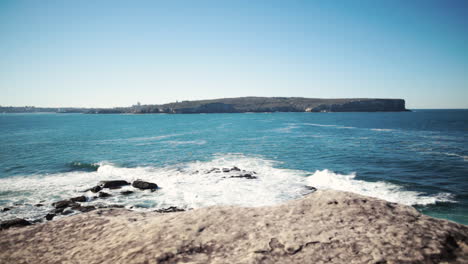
[{"left": 0, "top": 97, "right": 409, "bottom": 114}]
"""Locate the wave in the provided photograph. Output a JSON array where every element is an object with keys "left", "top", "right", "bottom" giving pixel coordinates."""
[
  {"left": 370, "top": 128, "right": 394, "bottom": 132},
  {"left": 165, "top": 140, "right": 207, "bottom": 146},
  {"left": 0, "top": 154, "right": 455, "bottom": 221},
  {"left": 68, "top": 162, "right": 100, "bottom": 172},
  {"left": 302, "top": 123, "right": 356, "bottom": 129},
  {"left": 305, "top": 169, "right": 453, "bottom": 206}
]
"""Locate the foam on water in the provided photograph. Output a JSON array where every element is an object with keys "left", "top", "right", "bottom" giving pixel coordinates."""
[{"left": 0, "top": 154, "right": 454, "bottom": 221}]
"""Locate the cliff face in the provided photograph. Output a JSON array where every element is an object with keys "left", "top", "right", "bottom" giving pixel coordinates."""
[
  {"left": 1, "top": 190, "right": 466, "bottom": 264},
  {"left": 135, "top": 97, "right": 409, "bottom": 114}
]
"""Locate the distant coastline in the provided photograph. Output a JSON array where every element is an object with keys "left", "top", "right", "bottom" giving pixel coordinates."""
[{"left": 0, "top": 97, "right": 409, "bottom": 114}]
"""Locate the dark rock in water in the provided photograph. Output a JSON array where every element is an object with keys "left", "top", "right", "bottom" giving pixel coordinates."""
[
  {"left": 230, "top": 174, "right": 257, "bottom": 179},
  {"left": 84, "top": 185, "right": 102, "bottom": 193},
  {"left": 61, "top": 209, "right": 73, "bottom": 215},
  {"left": 206, "top": 168, "right": 219, "bottom": 174},
  {"left": 45, "top": 214, "right": 55, "bottom": 221},
  {"left": 231, "top": 166, "right": 241, "bottom": 171},
  {"left": 132, "top": 180, "right": 158, "bottom": 190},
  {"left": 305, "top": 186, "right": 317, "bottom": 192},
  {"left": 76, "top": 206, "right": 96, "bottom": 212},
  {"left": 0, "top": 218, "right": 31, "bottom": 230},
  {"left": 53, "top": 208, "right": 65, "bottom": 214},
  {"left": 120, "top": 191, "right": 134, "bottom": 195},
  {"left": 70, "top": 196, "right": 87, "bottom": 203},
  {"left": 34, "top": 204, "right": 44, "bottom": 207},
  {"left": 2, "top": 207, "right": 11, "bottom": 212},
  {"left": 52, "top": 200, "right": 79, "bottom": 209},
  {"left": 222, "top": 168, "right": 230, "bottom": 172},
  {"left": 98, "top": 192, "right": 111, "bottom": 198},
  {"left": 100, "top": 180, "right": 130, "bottom": 189},
  {"left": 154, "top": 206, "right": 185, "bottom": 213}
]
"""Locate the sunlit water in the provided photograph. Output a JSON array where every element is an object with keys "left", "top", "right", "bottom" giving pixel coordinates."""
[{"left": 0, "top": 110, "right": 467, "bottom": 224}]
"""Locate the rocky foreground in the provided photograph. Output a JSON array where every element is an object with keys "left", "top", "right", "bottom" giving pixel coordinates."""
[{"left": 1, "top": 190, "right": 467, "bottom": 264}]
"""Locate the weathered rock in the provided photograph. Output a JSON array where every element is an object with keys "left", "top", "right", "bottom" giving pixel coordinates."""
[
  {"left": 132, "top": 180, "right": 158, "bottom": 190},
  {"left": 61, "top": 209, "right": 73, "bottom": 215},
  {"left": 98, "top": 192, "right": 111, "bottom": 198},
  {"left": 100, "top": 180, "right": 130, "bottom": 189},
  {"left": 85, "top": 185, "right": 102, "bottom": 193},
  {"left": 0, "top": 190, "right": 467, "bottom": 264},
  {"left": 76, "top": 206, "right": 96, "bottom": 213},
  {"left": 0, "top": 218, "right": 31, "bottom": 230},
  {"left": 120, "top": 191, "right": 134, "bottom": 195},
  {"left": 70, "top": 196, "right": 87, "bottom": 203},
  {"left": 154, "top": 207, "right": 185, "bottom": 213},
  {"left": 52, "top": 200, "right": 78, "bottom": 209},
  {"left": 2, "top": 207, "right": 11, "bottom": 212},
  {"left": 45, "top": 214, "right": 55, "bottom": 221},
  {"left": 230, "top": 174, "right": 257, "bottom": 179}
]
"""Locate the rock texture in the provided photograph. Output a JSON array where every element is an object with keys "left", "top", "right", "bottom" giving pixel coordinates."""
[{"left": 0, "top": 190, "right": 467, "bottom": 264}]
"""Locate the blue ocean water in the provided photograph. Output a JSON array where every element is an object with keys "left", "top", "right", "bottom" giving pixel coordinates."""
[{"left": 0, "top": 110, "right": 467, "bottom": 224}]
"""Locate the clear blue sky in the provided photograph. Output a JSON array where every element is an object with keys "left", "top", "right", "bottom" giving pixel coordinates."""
[{"left": 1, "top": 0, "right": 467, "bottom": 108}]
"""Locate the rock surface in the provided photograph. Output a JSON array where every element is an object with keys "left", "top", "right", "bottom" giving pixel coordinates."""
[
  {"left": 132, "top": 180, "right": 158, "bottom": 190},
  {"left": 0, "top": 190, "right": 467, "bottom": 264}
]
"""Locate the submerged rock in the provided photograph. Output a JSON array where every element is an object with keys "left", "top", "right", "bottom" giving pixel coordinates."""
[
  {"left": 52, "top": 200, "right": 78, "bottom": 209},
  {"left": 100, "top": 180, "right": 130, "bottom": 189},
  {"left": 45, "top": 214, "right": 55, "bottom": 221},
  {"left": 0, "top": 218, "right": 31, "bottom": 230},
  {"left": 70, "top": 196, "right": 87, "bottom": 203},
  {"left": 1, "top": 207, "right": 11, "bottom": 212},
  {"left": 132, "top": 180, "right": 158, "bottom": 190},
  {"left": 84, "top": 185, "right": 102, "bottom": 193},
  {"left": 120, "top": 191, "right": 134, "bottom": 195},
  {"left": 98, "top": 192, "right": 111, "bottom": 198},
  {"left": 230, "top": 174, "right": 257, "bottom": 179}
]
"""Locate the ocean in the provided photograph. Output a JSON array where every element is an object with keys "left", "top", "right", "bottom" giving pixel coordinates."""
[{"left": 0, "top": 110, "right": 467, "bottom": 224}]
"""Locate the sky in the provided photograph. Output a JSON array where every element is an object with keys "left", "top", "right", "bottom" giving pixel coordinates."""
[{"left": 0, "top": 0, "right": 467, "bottom": 109}]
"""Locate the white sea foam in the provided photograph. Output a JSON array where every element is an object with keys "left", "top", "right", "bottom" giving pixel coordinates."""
[
  {"left": 370, "top": 128, "right": 394, "bottom": 132},
  {"left": 0, "top": 154, "right": 454, "bottom": 221},
  {"left": 165, "top": 140, "right": 207, "bottom": 146}
]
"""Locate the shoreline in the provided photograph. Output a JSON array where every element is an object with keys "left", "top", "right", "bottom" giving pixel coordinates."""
[{"left": 1, "top": 190, "right": 467, "bottom": 263}]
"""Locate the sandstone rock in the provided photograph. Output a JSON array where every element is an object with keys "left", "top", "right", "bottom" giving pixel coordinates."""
[
  {"left": 0, "top": 218, "right": 31, "bottom": 230},
  {"left": 132, "top": 180, "right": 158, "bottom": 190},
  {"left": 0, "top": 190, "right": 466, "bottom": 264}
]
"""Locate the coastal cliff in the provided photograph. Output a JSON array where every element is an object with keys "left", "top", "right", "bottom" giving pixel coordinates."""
[
  {"left": 132, "top": 97, "right": 409, "bottom": 114},
  {"left": 1, "top": 190, "right": 466, "bottom": 264},
  {"left": 1, "top": 97, "right": 409, "bottom": 114}
]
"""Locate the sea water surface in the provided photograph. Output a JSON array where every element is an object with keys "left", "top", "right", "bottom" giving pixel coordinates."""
[{"left": 0, "top": 111, "right": 467, "bottom": 224}]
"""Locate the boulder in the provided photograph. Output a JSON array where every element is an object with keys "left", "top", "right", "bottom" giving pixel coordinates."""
[
  {"left": 0, "top": 218, "right": 31, "bottom": 230},
  {"left": 84, "top": 185, "right": 102, "bottom": 193},
  {"left": 120, "top": 191, "right": 134, "bottom": 195},
  {"left": 70, "top": 196, "right": 87, "bottom": 203},
  {"left": 52, "top": 200, "right": 78, "bottom": 209},
  {"left": 100, "top": 180, "right": 130, "bottom": 189},
  {"left": 2, "top": 207, "right": 11, "bottom": 212},
  {"left": 230, "top": 174, "right": 257, "bottom": 179},
  {"left": 98, "top": 192, "right": 111, "bottom": 198},
  {"left": 45, "top": 214, "right": 55, "bottom": 221},
  {"left": 76, "top": 206, "right": 96, "bottom": 213},
  {"left": 132, "top": 180, "right": 158, "bottom": 190}
]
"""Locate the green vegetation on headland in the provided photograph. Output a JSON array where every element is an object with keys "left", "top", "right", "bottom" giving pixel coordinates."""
[{"left": 0, "top": 97, "right": 409, "bottom": 114}]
